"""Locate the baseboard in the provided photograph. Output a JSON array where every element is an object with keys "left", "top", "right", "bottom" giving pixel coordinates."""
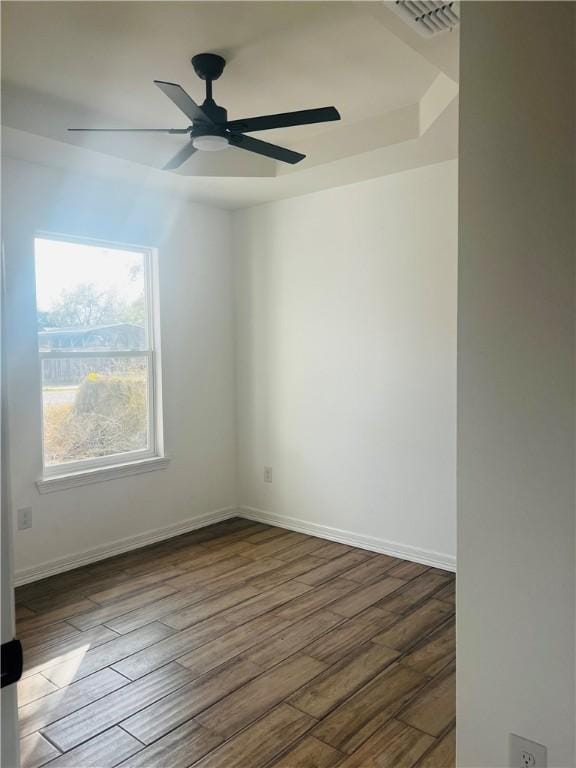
[
  {"left": 238, "top": 506, "right": 456, "bottom": 573},
  {"left": 14, "top": 506, "right": 238, "bottom": 586},
  {"left": 15, "top": 503, "right": 456, "bottom": 586}
]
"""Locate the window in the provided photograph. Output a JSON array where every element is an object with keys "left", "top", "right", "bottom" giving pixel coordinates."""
[{"left": 34, "top": 235, "right": 164, "bottom": 479}]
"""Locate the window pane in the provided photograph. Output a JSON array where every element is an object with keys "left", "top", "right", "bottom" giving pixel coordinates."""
[
  {"left": 41, "top": 356, "right": 150, "bottom": 466},
  {"left": 35, "top": 238, "right": 148, "bottom": 352}
]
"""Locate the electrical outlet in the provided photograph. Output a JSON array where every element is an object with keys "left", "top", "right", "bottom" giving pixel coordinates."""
[
  {"left": 521, "top": 752, "right": 536, "bottom": 768},
  {"left": 510, "top": 734, "right": 547, "bottom": 768},
  {"left": 17, "top": 507, "right": 33, "bottom": 531},
  {"left": 264, "top": 466, "right": 273, "bottom": 483}
]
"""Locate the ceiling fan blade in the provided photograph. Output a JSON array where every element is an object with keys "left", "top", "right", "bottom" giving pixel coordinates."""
[
  {"left": 227, "top": 106, "right": 340, "bottom": 133},
  {"left": 162, "top": 140, "right": 198, "bottom": 170},
  {"left": 154, "top": 80, "right": 213, "bottom": 125},
  {"left": 229, "top": 133, "right": 305, "bottom": 164},
  {"left": 68, "top": 128, "right": 190, "bottom": 133}
]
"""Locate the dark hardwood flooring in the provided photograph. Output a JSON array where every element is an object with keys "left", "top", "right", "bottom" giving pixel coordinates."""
[{"left": 15, "top": 518, "right": 456, "bottom": 768}]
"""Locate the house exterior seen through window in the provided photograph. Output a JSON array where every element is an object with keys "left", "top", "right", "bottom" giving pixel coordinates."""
[{"left": 34, "top": 235, "right": 163, "bottom": 475}]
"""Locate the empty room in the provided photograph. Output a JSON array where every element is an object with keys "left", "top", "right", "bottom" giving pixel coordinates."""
[{"left": 1, "top": 3, "right": 575, "bottom": 768}]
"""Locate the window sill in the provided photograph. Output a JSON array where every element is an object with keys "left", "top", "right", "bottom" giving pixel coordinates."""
[{"left": 36, "top": 456, "right": 170, "bottom": 494}]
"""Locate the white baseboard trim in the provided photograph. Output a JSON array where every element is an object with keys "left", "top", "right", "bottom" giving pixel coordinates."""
[
  {"left": 238, "top": 506, "right": 456, "bottom": 573},
  {"left": 14, "top": 506, "right": 238, "bottom": 586},
  {"left": 15, "top": 504, "right": 456, "bottom": 586}
]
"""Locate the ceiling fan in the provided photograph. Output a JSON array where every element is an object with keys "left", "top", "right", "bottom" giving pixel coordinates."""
[{"left": 68, "top": 53, "right": 341, "bottom": 171}]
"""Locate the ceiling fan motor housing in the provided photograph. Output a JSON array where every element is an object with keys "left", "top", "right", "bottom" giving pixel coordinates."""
[{"left": 197, "top": 101, "right": 228, "bottom": 127}]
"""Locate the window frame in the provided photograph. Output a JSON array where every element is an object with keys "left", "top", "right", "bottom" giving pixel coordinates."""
[{"left": 34, "top": 232, "right": 165, "bottom": 480}]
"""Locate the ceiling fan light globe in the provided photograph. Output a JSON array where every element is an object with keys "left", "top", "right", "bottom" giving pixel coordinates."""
[{"left": 192, "top": 134, "right": 229, "bottom": 152}]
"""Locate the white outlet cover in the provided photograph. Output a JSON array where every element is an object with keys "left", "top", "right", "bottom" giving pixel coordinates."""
[
  {"left": 510, "top": 734, "right": 547, "bottom": 768},
  {"left": 17, "top": 507, "right": 33, "bottom": 530}
]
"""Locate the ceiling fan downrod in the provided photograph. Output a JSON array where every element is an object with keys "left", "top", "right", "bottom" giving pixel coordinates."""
[
  {"left": 191, "top": 53, "right": 227, "bottom": 124},
  {"left": 191, "top": 52, "right": 226, "bottom": 106}
]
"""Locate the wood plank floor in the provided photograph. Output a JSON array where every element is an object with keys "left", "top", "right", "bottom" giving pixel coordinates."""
[{"left": 15, "top": 518, "right": 456, "bottom": 768}]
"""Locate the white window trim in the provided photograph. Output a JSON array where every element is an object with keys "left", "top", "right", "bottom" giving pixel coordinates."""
[
  {"left": 35, "top": 233, "right": 167, "bottom": 488},
  {"left": 36, "top": 455, "right": 170, "bottom": 494}
]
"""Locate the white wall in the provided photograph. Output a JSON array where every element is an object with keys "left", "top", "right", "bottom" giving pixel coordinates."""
[
  {"left": 3, "top": 158, "right": 237, "bottom": 578},
  {"left": 5, "top": 156, "right": 458, "bottom": 578},
  {"left": 233, "top": 160, "right": 457, "bottom": 568},
  {"left": 458, "top": 3, "right": 575, "bottom": 766}
]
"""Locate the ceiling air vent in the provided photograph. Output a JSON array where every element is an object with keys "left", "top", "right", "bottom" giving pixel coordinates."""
[{"left": 391, "top": 1, "right": 460, "bottom": 37}]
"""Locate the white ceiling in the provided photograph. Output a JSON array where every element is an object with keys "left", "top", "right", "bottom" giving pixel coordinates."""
[{"left": 1, "top": 1, "right": 459, "bottom": 209}]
